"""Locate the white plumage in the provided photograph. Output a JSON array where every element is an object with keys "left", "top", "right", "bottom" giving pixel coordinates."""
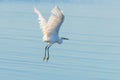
[{"left": 34, "top": 6, "right": 68, "bottom": 61}]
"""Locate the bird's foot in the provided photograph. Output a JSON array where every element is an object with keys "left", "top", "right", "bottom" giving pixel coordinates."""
[
  {"left": 43, "top": 56, "right": 46, "bottom": 61},
  {"left": 46, "top": 57, "right": 49, "bottom": 61},
  {"left": 43, "top": 57, "right": 49, "bottom": 61}
]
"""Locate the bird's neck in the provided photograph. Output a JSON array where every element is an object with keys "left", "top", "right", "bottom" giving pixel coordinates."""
[{"left": 57, "top": 38, "right": 63, "bottom": 44}]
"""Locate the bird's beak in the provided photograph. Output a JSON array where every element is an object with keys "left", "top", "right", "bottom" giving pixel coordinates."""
[{"left": 63, "top": 37, "right": 69, "bottom": 40}]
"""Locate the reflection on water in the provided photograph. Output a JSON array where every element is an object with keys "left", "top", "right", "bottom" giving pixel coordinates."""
[{"left": 0, "top": 2, "right": 120, "bottom": 80}]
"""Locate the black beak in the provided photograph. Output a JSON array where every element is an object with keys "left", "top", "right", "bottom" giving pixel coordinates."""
[{"left": 63, "top": 37, "right": 69, "bottom": 40}]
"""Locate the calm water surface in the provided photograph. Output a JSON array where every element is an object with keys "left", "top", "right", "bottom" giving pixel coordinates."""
[{"left": 0, "top": 2, "right": 120, "bottom": 80}]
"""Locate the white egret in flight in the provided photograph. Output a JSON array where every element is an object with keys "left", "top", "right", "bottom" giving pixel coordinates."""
[{"left": 34, "top": 6, "right": 69, "bottom": 61}]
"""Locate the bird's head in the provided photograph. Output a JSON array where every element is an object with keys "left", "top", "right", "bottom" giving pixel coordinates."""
[{"left": 58, "top": 37, "right": 69, "bottom": 44}]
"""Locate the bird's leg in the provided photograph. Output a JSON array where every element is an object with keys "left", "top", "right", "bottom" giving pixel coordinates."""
[
  {"left": 46, "top": 44, "right": 52, "bottom": 61},
  {"left": 43, "top": 43, "right": 53, "bottom": 61},
  {"left": 43, "top": 44, "right": 49, "bottom": 61}
]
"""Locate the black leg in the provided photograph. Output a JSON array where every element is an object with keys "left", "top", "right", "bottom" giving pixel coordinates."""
[
  {"left": 46, "top": 44, "right": 52, "bottom": 61},
  {"left": 43, "top": 44, "right": 49, "bottom": 61},
  {"left": 43, "top": 43, "right": 53, "bottom": 61}
]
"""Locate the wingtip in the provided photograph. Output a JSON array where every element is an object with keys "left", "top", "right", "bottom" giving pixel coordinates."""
[
  {"left": 34, "top": 7, "right": 37, "bottom": 13},
  {"left": 54, "top": 6, "right": 64, "bottom": 14},
  {"left": 34, "top": 7, "right": 41, "bottom": 16},
  {"left": 54, "top": 6, "right": 60, "bottom": 10}
]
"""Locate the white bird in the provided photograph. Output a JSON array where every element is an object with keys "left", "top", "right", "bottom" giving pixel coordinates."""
[{"left": 34, "top": 6, "right": 69, "bottom": 61}]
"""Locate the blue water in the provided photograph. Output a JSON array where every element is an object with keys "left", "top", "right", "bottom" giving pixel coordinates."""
[{"left": 0, "top": 1, "right": 120, "bottom": 80}]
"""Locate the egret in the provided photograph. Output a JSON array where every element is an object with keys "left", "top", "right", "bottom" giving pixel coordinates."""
[{"left": 34, "top": 6, "right": 69, "bottom": 61}]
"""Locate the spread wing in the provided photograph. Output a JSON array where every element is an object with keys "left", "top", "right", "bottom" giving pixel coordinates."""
[
  {"left": 46, "top": 6, "right": 64, "bottom": 35},
  {"left": 34, "top": 6, "right": 64, "bottom": 37},
  {"left": 34, "top": 7, "right": 47, "bottom": 31}
]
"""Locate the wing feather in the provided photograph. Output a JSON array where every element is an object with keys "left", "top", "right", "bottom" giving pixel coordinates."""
[
  {"left": 46, "top": 6, "right": 64, "bottom": 35},
  {"left": 34, "top": 7, "right": 47, "bottom": 31},
  {"left": 34, "top": 6, "right": 64, "bottom": 38}
]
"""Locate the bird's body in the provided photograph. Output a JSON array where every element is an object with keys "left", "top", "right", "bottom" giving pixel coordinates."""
[{"left": 34, "top": 6, "right": 68, "bottom": 61}]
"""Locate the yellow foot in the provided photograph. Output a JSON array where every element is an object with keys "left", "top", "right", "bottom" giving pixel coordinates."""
[
  {"left": 43, "top": 57, "right": 49, "bottom": 61},
  {"left": 43, "top": 57, "right": 46, "bottom": 61}
]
